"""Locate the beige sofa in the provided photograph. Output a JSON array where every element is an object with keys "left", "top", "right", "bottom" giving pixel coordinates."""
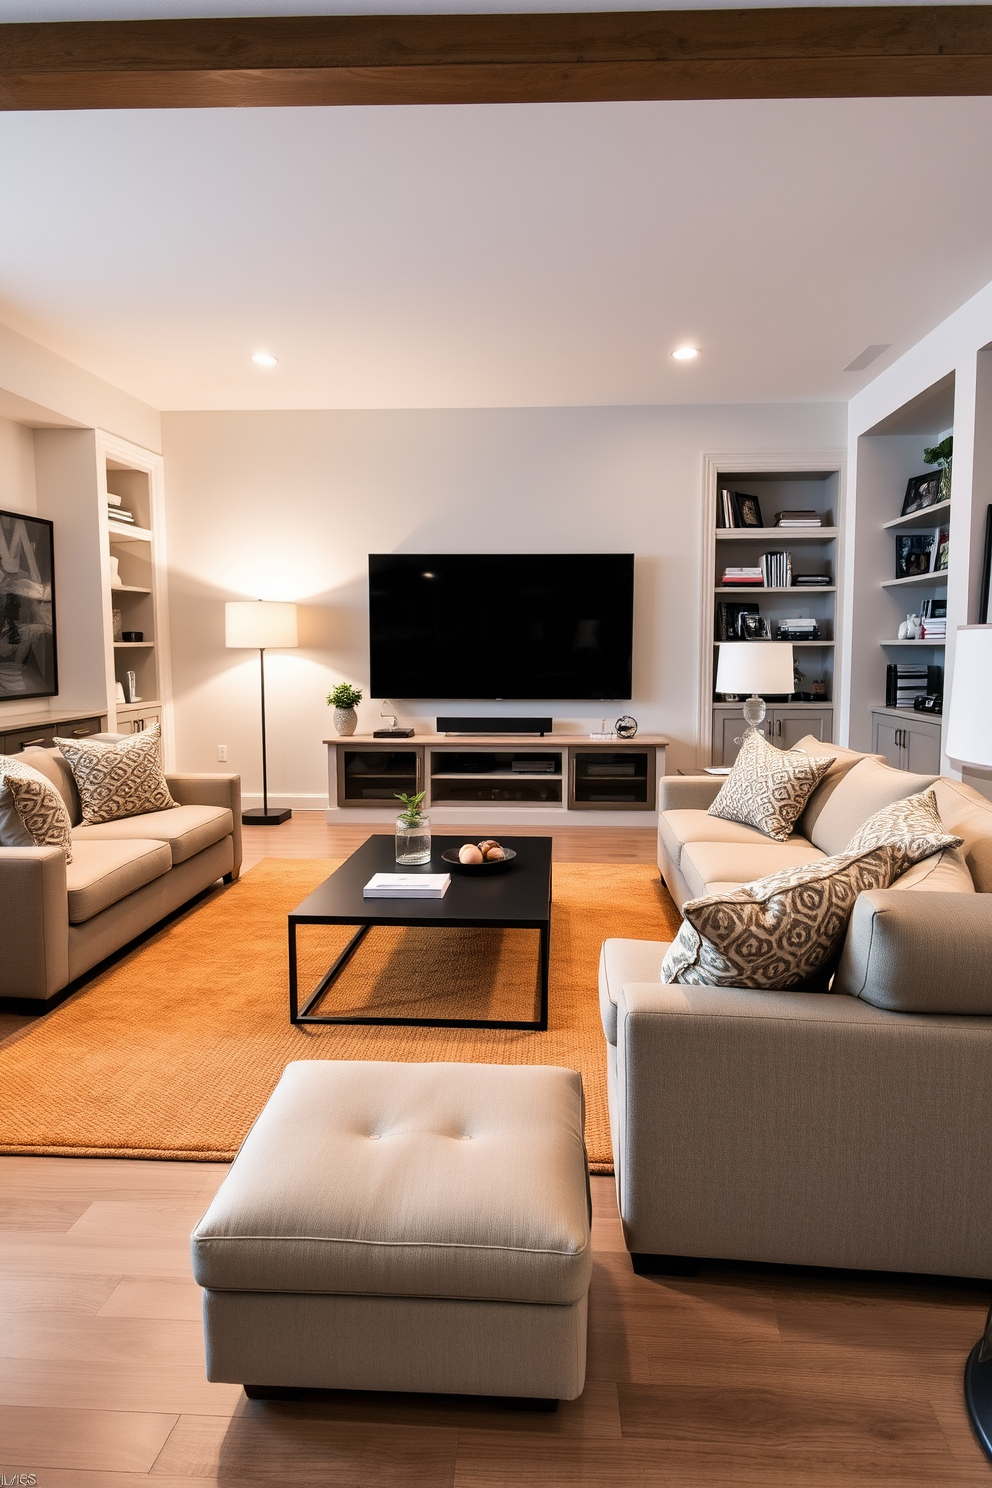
[
  {"left": 601, "top": 737, "right": 992, "bottom": 1279},
  {"left": 0, "top": 744, "right": 242, "bottom": 1012}
]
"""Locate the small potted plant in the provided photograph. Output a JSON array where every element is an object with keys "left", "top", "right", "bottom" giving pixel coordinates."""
[
  {"left": 327, "top": 682, "right": 363, "bottom": 737},
  {"left": 924, "top": 435, "right": 952, "bottom": 504},
  {"left": 394, "top": 789, "right": 431, "bottom": 865}
]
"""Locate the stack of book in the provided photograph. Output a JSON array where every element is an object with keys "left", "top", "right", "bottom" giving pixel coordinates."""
[
  {"left": 107, "top": 494, "right": 137, "bottom": 525},
  {"left": 776, "top": 617, "right": 820, "bottom": 641},
  {"left": 760, "top": 551, "right": 792, "bottom": 587},
  {"left": 919, "top": 616, "right": 946, "bottom": 640},
  {"left": 792, "top": 573, "right": 832, "bottom": 587},
  {"left": 775, "top": 510, "right": 823, "bottom": 528},
  {"left": 363, "top": 873, "right": 451, "bottom": 899},
  {"left": 721, "top": 566, "right": 763, "bottom": 586},
  {"left": 885, "top": 664, "right": 943, "bottom": 709}
]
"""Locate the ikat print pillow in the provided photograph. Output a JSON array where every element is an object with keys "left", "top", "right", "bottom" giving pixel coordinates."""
[
  {"left": 660, "top": 845, "right": 899, "bottom": 990},
  {"left": 707, "top": 727, "right": 835, "bottom": 842},
  {"left": 54, "top": 724, "right": 177, "bottom": 826},
  {"left": 0, "top": 754, "right": 73, "bottom": 861},
  {"left": 843, "top": 789, "right": 962, "bottom": 880}
]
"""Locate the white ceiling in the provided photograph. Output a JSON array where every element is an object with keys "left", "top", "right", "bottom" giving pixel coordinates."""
[{"left": 0, "top": 95, "right": 991, "bottom": 410}]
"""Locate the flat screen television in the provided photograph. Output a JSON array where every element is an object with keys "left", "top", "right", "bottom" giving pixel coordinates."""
[{"left": 369, "top": 553, "right": 634, "bottom": 700}]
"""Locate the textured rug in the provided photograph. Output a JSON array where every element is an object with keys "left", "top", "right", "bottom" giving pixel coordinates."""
[{"left": 0, "top": 858, "right": 679, "bottom": 1172}]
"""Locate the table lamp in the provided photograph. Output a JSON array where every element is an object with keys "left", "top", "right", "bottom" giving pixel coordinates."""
[
  {"left": 715, "top": 641, "right": 796, "bottom": 731},
  {"left": 225, "top": 600, "right": 298, "bottom": 826},
  {"left": 947, "top": 625, "right": 992, "bottom": 1460}
]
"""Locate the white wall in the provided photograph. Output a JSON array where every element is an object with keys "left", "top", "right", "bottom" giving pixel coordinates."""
[
  {"left": 0, "top": 414, "right": 37, "bottom": 514},
  {"left": 163, "top": 402, "right": 844, "bottom": 807}
]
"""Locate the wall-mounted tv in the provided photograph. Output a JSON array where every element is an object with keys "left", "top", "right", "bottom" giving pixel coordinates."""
[{"left": 369, "top": 553, "right": 634, "bottom": 701}]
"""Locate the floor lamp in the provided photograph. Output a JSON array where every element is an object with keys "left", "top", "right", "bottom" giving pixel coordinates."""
[
  {"left": 946, "top": 625, "right": 992, "bottom": 1462},
  {"left": 226, "top": 600, "right": 298, "bottom": 826}
]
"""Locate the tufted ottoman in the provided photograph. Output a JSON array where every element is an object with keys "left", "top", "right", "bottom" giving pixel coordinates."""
[{"left": 191, "top": 1060, "right": 592, "bottom": 1406}]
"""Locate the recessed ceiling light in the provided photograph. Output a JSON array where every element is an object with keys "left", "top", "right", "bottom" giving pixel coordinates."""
[
  {"left": 251, "top": 352, "right": 278, "bottom": 367},
  {"left": 671, "top": 346, "right": 700, "bottom": 362}
]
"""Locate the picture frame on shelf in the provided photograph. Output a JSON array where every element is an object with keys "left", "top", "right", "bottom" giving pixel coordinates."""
[
  {"left": 732, "top": 492, "right": 764, "bottom": 528},
  {"left": 895, "top": 533, "right": 935, "bottom": 579},
  {"left": 900, "top": 471, "right": 943, "bottom": 517},
  {"left": 930, "top": 525, "right": 950, "bottom": 573},
  {"left": 0, "top": 508, "right": 58, "bottom": 702}
]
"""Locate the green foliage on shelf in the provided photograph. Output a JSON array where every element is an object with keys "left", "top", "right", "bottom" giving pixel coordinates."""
[
  {"left": 327, "top": 683, "right": 363, "bottom": 709},
  {"left": 923, "top": 436, "right": 953, "bottom": 467},
  {"left": 394, "top": 789, "right": 427, "bottom": 821}
]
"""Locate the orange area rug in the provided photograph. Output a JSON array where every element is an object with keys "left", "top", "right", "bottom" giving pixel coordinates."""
[{"left": 0, "top": 858, "right": 679, "bottom": 1172}]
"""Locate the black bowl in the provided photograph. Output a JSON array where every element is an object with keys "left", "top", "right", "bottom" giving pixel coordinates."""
[{"left": 441, "top": 846, "right": 517, "bottom": 874}]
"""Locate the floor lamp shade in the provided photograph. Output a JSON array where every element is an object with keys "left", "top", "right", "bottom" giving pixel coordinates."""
[
  {"left": 945, "top": 626, "right": 992, "bottom": 768},
  {"left": 225, "top": 601, "right": 299, "bottom": 827},
  {"left": 225, "top": 601, "right": 298, "bottom": 651},
  {"left": 715, "top": 642, "right": 795, "bottom": 697}
]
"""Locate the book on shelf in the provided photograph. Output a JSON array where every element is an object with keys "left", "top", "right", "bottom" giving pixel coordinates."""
[
  {"left": 718, "top": 489, "right": 765, "bottom": 529},
  {"left": 885, "top": 664, "right": 943, "bottom": 709},
  {"left": 107, "top": 492, "right": 122, "bottom": 507},
  {"left": 919, "top": 598, "right": 947, "bottom": 619},
  {"left": 775, "top": 510, "right": 823, "bottom": 527},
  {"left": 363, "top": 873, "right": 451, "bottom": 899},
  {"left": 721, "top": 566, "right": 763, "bottom": 586},
  {"left": 792, "top": 574, "right": 832, "bottom": 586},
  {"left": 760, "top": 551, "right": 792, "bottom": 588},
  {"left": 109, "top": 508, "right": 136, "bottom": 524}
]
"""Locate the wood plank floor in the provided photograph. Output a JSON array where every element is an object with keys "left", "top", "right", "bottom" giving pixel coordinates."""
[{"left": 1, "top": 817, "right": 989, "bottom": 1483}]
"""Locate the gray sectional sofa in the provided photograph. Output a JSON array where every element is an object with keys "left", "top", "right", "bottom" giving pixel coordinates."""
[
  {"left": 0, "top": 744, "right": 242, "bottom": 1011},
  {"left": 600, "top": 737, "right": 992, "bottom": 1279}
]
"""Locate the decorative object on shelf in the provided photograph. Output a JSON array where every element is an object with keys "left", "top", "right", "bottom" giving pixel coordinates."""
[
  {"left": 327, "top": 682, "right": 363, "bottom": 737},
  {"left": 109, "top": 555, "right": 122, "bottom": 587},
  {"left": 718, "top": 489, "right": 764, "bottom": 528},
  {"left": 125, "top": 669, "right": 139, "bottom": 703},
  {"left": 615, "top": 715, "right": 638, "bottom": 738},
  {"left": 922, "top": 435, "right": 953, "bottom": 504},
  {"left": 716, "top": 601, "right": 759, "bottom": 640},
  {"left": 226, "top": 599, "right": 299, "bottom": 826},
  {"left": 373, "top": 697, "right": 415, "bottom": 739},
  {"left": 897, "top": 614, "right": 922, "bottom": 641},
  {"left": 122, "top": 630, "right": 144, "bottom": 643},
  {"left": 900, "top": 470, "right": 943, "bottom": 517},
  {"left": 777, "top": 618, "right": 820, "bottom": 641},
  {"left": 0, "top": 508, "right": 57, "bottom": 702},
  {"left": 738, "top": 612, "right": 770, "bottom": 641},
  {"left": 112, "top": 608, "right": 122, "bottom": 641},
  {"left": 714, "top": 641, "right": 795, "bottom": 731},
  {"left": 981, "top": 507, "right": 992, "bottom": 626},
  {"left": 589, "top": 718, "right": 616, "bottom": 740},
  {"left": 931, "top": 524, "right": 950, "bottom": 573},
  {"left": 115, "top": 681, "right": 126, "bottom": 702},
  {"left": 895, "top": 534, "right": 935, "bottom": 579},
  {"left": 394, "top": 789, "right": 430, "bottom": 865}
]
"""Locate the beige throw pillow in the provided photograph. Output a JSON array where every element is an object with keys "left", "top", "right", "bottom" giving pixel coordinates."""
[
  {"left": 843, "top": 789, "right": 963, "bottom": 879},
  {"left": 660, "top": 846, "right": 898, "bottom": 990},
  {"left": 55, "top": 724, "right": 177, "bottom": 826},
  {"left": 0, "top": 754, "right": 73, "bottom": 861},
  {"left": 707, "top": 727, "right": 835, "bottom": 843}
]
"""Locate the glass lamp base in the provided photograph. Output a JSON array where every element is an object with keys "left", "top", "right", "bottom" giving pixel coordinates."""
[{"left": 742, "top": 695, "right": 767, "bottom": 729}]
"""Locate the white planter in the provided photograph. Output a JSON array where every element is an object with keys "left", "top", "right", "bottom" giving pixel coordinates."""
[{"left": 334, "top": 707, "right": 358, "bottom": 736}]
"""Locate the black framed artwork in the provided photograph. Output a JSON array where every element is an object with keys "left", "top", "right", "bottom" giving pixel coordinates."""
[
  {"left": 732, "top": 492, "right": 764, "bottom": 528},
  {"left": 980, "top": 504, "right": 992, "bottom": 625},
  {"left": 0, "top": 509, "right": 58, "bottom": 701},
  {"left": 901, "top": 471, "right": 943, "bottom": 517},
  {"left": 895, "top": 533, "right": 935, "bottom": 579}
]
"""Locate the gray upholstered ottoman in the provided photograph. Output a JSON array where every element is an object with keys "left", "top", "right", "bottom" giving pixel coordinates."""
[{"left": 191, "top": 1060, "right": 591, "bottom": 1406}]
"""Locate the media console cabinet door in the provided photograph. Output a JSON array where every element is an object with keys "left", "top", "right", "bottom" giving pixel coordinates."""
[
  {"left": 567, "top": 747, "right": 656, "bottom": 810},
  {"left": 337, "top": 745, "right": 424, "bottom": 808},
  {"left": 871, "top": 710, "right": 941, "bottom": 774}
]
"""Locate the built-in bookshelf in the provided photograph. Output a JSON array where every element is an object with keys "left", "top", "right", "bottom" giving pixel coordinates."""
[
  {"left": 105, "top": 446, "right": 168, "bottom": 733},
  {"left": 703, "top": 461, "right": 843, "bottom": 765}
]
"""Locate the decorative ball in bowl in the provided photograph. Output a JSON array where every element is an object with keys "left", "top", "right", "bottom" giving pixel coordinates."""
[{"left": 441, "top": 839, "right": 517, "bottom": 874}]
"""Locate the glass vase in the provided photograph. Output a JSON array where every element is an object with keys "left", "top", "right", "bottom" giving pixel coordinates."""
[
  {"left": 939, "top": 460, "right": 952, "bottom": 503},
  {"left": 396, "top": 813, "right": 431, "bottom": 865}
]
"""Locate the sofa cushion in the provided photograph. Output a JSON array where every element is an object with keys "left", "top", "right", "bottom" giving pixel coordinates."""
[
  {"left": 599, "top": 938, "right": 666, "bottom": 1045},
  {"left": 191, "top": 1060, "right": 592, "bottom": 1307},
  {"left": 890, "top": 845, "right": 975, "bottom": 893},
  {"left": 659, "top": 809, "right": 804, "bottom": 873},
  {"left": 843, "top": 789, "right": 963, "bottom": 879},
  {"left": 679, "top": 839, "right": 826, "bottom": 900},
  {"left": 72, "top": 804, "right": 233, "bottom": 866},
  {"left": 55, "top": 725, "right": 177, "bottom": 826},
  {"left": 661, "top": 846, "right": 899, "bottom": 990},
  {"left": 17, "top": 746, "right": 82, "bottom": 825},
  {"left": 932, "top": 778, "right": 992, "bottom": 893},
  {"left": 0, "top": 754, "right": 73, "bottom": 862},
  {"left": 808, "top": 757, "right": 937, "bottom": 857},
  {"left": 792, "top": 735, "right": 885, "bottom": 840},
  {"left": 708, "top": 728, "right": 834, "bottom": 842},
  {"left": 65, "top": 838, "right": 172, "bottom": 923}
]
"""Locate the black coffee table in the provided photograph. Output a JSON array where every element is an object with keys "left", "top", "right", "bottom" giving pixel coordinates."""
[{"left": 288, "top": 835, "right": 552, "bottom": 1031}]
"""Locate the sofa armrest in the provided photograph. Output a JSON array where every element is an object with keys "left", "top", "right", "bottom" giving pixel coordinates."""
[
  {"left": 835, "top": 890, "right": 992, "bottom": 1014},
  {"left": 657, "top": 775, "right": 723, "bottom": 812},
  {"left": 613, "top": 980, "right": 992, "bottom": 1274},
  {"left": 0, "top": 847, "right": 70, "bottom": 1000},
  {"left": 166, "top": 773, "right": 242, "bottom": 880}
]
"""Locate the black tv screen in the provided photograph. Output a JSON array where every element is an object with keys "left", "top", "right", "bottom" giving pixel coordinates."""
[{"left": 369, "top": 554, "right": 634, "bottom": 700}]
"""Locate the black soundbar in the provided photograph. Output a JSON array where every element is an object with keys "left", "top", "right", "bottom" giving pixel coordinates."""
[{"left": 436, "top": 716, "right": 553, "bottom": 736}]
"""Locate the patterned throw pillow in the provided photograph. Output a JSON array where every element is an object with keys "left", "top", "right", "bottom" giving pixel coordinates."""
[
  {"left": 843, "top": 789, "right": 963, "bottom": 879},
  {"left": 660, "top": 846, "right": 898, "bottom": 989},
  {"left": 54, "top": 725, "right": 177, "bottom": 826},
  {"left": 708, "top": 728, "right": 835, "bottom": 842},
  {"left": 0, "top": 754, "right": 73, "bottom": 861}
]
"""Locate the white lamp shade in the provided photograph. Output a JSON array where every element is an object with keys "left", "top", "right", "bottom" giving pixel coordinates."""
[
  {"left": 225, "top": 601, "right": 298, "bottom": 650},
  {"left": 945, "top": 626, "right": 992, "bottom": 767},
  {"left": 715, "top": 641, "right": 795, "bottom": 696}
]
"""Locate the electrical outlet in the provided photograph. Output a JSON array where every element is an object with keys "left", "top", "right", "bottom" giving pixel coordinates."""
[{"left": 217, "top": 744, "right": 228, "bottom": 762}]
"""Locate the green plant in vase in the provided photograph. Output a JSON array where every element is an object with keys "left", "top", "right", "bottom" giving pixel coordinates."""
[
  {"left": 923, "top": 435, "right": 953, "bottom": 504},
  {"left": 394, "top": 790, "right": 431, "bottom": 865},
  {"left": 326, "top": 682, "right": 363, "bottom": 737}
]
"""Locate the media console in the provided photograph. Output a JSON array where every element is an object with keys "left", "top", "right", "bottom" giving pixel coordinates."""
[{"left": 324, "top": 732, "right": 669, "bottom": 826}]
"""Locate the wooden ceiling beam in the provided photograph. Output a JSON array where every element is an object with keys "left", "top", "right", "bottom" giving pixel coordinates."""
[{"left": 1, "top": 8, "right": 991, "bottom": 108}]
